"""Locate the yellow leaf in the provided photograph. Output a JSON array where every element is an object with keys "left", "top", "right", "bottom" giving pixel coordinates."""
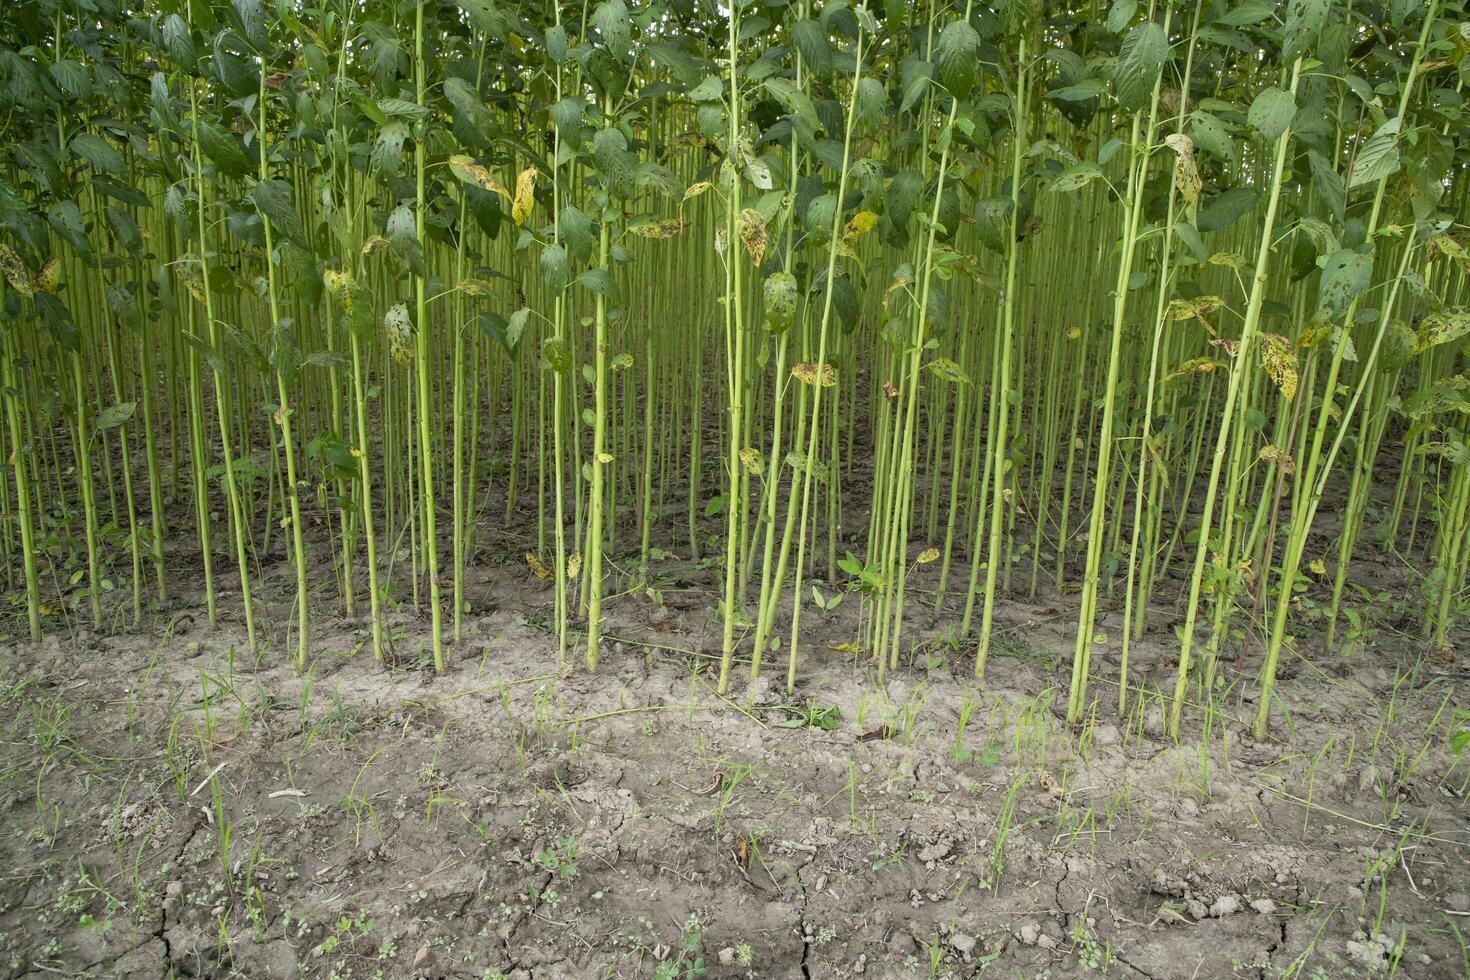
[
  {"left": 843, "top": 210, "right": 878, "bottom": 240},
  {"left": 1308, "top": 558, "right": 1326, "bottom": 575},
  {"left": 598, "top": 452, "right": 614, "bottom": 464},
  {"left": 830, "top": 641, "right": 863, "bottom": 653},
  {"left": 567, "top": 552, "right": 582, "bottom": 580},
  {"left": 915, "top": 547, "right": 940, "bottom": 565},
  {"left": 512, "top": 166, "right": 538, "bottom": 226}
]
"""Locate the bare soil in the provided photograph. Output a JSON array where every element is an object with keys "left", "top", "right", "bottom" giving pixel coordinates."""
[{"left": 0, "top": 510, "right": 1468, "bottom": 980}]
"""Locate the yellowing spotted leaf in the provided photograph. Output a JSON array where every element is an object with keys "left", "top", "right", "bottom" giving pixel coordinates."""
[
  {"left": 323, "top": 269, "right": 353, "bottom": 305},
  {"left": 567, "top": 552, "right": 583, "bottom": 580},
  {"left": 926, "top": 357, "right": 970, "bottom": 384},
  {"left": 884, "top": 273, "right": 910, "bottom": 304},
  {"left": 736, "top": 208, "right": 767, "bottom": 266},
  {"left": 0, "top": 244, "right": 32, "bottom": 297},
  {"left": 1256, "top": 444, "right": 1295, "bottom": 473},
  {"left": 1309, "top": 558, "right": 1326, "bottom": 575},
  {"left": 32, "top": 258, "right": 61, "bottom": 294},
  {"left": 629, "top": 218, "right": 688, "bottom": 238},
  {"left": 1168, "top": 294, "right": 1222, "bottom": 321},
  {"left": 1165, "top": 356, "right": 1222, "bottom": 382},
  {"left": 459, "top": 276, "right": 499, "bottom": 296},
  {"left": 739, "top": 447, "right": 764, "bottom": 475},
  {"left": 448, "top": 154, "right": 511, "bottom": 198},
  {"left": 1260, "top": 333, "right": 1298, "bottom": 401},
  {"left": 915, "top": 547, "right": 940, "bottom": 565},
  {"left": 791, "top": 361, "right": 837, "bottom": 387},
  {"left": 681, "top": 180, "right": 713, "bottom": 207},
  {"left": 525, "top": 552, "right": 553, "bottom": 580},
  {"left": 1163, "top": 133, "right": 1202, "bottom": 208}
]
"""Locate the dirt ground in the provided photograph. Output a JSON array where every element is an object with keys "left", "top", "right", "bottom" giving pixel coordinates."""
[{"left": 0, "top": 498, "right": 1468, "bottom": 980}]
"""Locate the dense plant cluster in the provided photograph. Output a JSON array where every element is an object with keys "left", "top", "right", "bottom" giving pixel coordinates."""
[{"left": 0, "top": 0, "right": 1467, "bottom": 737}]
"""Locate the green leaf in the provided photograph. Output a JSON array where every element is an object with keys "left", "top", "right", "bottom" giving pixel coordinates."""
[
  {"left": 540, "top": 244, "right": 569, "bottom": 291},
  {"left": 197, "top": 121, "right": 252, "bottom": 178},
  {"left": 764, "top": 272, "right": 799, "bottom": 332},
  {"left": 183, "top": 331, "right": 226, "bottom": 376},
  {"left": 545, "top": 24, "right": 570, "bottom": 63},
  {"left": 791, "top": 20, "right": 832, "bottom": 74},
  {"left": 1197, "top": 187, "right": 1258, "bottom": 233},
  {"left": 385, "top": 203, "right": 423, "bottom": 277},
  {"left": 1050, "top": 78, "right": 1106, "bottom": 101},
  {"left": 1348, "top": 119, "right": 1401, "bottom": 190},
  {"left": 935, "top": 19, "right": 980, "bottom": 99},
  {"left": 506, "top": 307, "right": 531, "bottom": 353},
  {"left": 70, "top": 134, "right": 124, "bottom": 175},
  {"left": 576, "top": 267, "right": 617, "bottom": 300},
  {"left": 1316, "top": 249, "right": 1374, "bottom": 318},
  {"left": 46, "top": 200, "right": 89, "bottom": 258},
  {"left": 250, "top": 179, "right": 309, "bottom": 250},
  {"left": 591, "top": 0, "right": 631, "bottom": 61},
  {"left": 764, "top": 77, "right": 822, "bottom": 133},
  {"left": 371, "top": 122, "right": 408, "bottom": 177},
  {"left": 542, "top": 336, "right": 571, "bottom": 374},
  {"left": 96, "top": 401, "right": 136, "bottom": 431},
  {"left": 1247, "top": 86, "right": 1296, "bottom": 142},
  {"left": 162, "top": 14, "right": 196, "bottom": 66},
  {"left": 973, "top": 195, "right": 1013, "bottom": 255},
  {"left": 1106, "top": 0, "right": 1137, "bottom": 33},
  {"left": 1049, "top": 163, "right": 1103, "bottom": 192},
  {"left": 49, "top": 60, "right": 93, "bottom": 101},
  {"left": 1216, "top": 0, "right": 1274, "bottom": 26},
  {"left": 1189, "top": 109, "right": 1234, "bottom": 161},
  {"left": 1282, "top": 0, "right": 1329, "bottom": 62},
  {"left": 1114, "top": 21, "right": 1167, "bottom": 112},
  {"left": 557, "top": 207, "right": 596, "bottom": 263}
]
